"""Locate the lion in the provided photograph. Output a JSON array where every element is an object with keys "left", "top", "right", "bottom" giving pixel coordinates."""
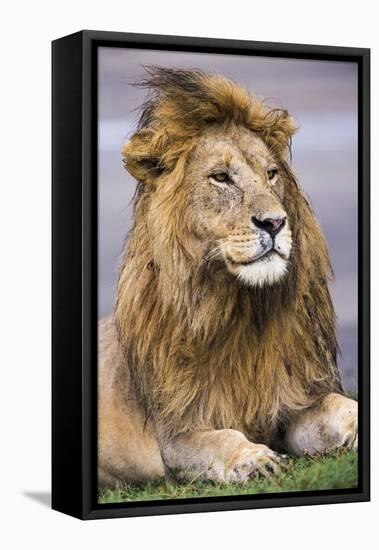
[{"left": 98, "top": 67, "right": 358, "bottom": 487}]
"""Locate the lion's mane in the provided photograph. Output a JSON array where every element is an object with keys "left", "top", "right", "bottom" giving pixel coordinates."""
[{"left": 115, "top": 67, "right": 342, "bottom": 444}]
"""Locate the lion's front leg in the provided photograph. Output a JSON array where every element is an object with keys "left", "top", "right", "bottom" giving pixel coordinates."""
[
  {"left": 159, "top": 428, "right": 286, "bottom": 483},
  {"left": 285, "top": 393, "right": 358, "bottom": 456}
]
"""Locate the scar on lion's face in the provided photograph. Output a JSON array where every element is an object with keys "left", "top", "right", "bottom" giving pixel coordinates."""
[{"left": 184, "top": 123, "right": 292, "bottom": 287}]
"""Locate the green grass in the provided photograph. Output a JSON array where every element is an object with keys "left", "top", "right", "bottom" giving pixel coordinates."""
[{"left": 99, "top": 448, "right": 357, "bottom": 504}]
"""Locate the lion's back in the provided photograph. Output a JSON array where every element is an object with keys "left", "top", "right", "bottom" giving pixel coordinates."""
[{"left": 98, "top": 315, "right": 128, "bottom": 397}]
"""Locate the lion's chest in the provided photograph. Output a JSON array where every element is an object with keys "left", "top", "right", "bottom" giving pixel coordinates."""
[{"left": 192, "top": 337, "right": 292, "bottom": 440}]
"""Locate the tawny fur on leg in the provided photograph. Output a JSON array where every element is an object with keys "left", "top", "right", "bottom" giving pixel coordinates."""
[{"left": 160, "top": 429, "right": 287, "bottom": 483}]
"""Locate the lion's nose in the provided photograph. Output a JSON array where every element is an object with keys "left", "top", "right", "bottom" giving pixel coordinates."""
[{"left": 252, "top": 215, "right": 286, "bottom": 237}]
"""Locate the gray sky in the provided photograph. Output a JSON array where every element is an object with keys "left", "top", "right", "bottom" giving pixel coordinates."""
[{"left": 98, "top": 47, "right": 358, "bottom": 390}]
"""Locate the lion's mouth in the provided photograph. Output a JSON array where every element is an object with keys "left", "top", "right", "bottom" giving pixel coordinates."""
[{"left": 227, "top": 249, "right": 278, "bottom": 266}]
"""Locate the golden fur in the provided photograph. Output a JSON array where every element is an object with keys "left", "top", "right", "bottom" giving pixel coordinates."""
[{"left": 114, "top": 67, "right": 342, "bottom": 449}]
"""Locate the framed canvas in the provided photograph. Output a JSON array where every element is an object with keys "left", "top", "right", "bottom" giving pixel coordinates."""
[{"left": 52, "top": 30, "right": 370, "bottom": 520}]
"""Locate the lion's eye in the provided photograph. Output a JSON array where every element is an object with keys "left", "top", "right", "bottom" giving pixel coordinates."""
[
  {"left": 267, "top": 168, "right": 278, "bottom": 182},
  {"left": 211, "top": 172, "right": 230, "bottom": 183}
]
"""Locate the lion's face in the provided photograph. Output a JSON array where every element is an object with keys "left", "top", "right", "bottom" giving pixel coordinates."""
[{"left": 185, "top": 124, "right": 292, "bottom": 287}]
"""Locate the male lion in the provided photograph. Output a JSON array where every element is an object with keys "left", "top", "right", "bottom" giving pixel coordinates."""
[{"left": 99, "top": 67, "right": 358, "bottom": 487}]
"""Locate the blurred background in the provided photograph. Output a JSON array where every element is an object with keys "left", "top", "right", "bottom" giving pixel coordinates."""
[{"left": 98, "top": 47, "right": 358, "bottom": 392}]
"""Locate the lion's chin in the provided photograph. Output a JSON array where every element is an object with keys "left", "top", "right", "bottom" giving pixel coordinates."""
[{"left": 227, "top": 252, "right": 288, "bottom": 287}]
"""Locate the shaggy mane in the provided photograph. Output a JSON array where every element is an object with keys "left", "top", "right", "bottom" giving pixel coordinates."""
[
  {"left": 116, "top": 67, "right": 342, "bottom": 444},
  {"left": 122, "top": 66, "right": 296, "bottom": 184}
]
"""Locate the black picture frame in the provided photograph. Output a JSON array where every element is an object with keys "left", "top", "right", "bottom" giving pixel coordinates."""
[{"left": 52, "top": 30, "right": 370, "bottom": 520}]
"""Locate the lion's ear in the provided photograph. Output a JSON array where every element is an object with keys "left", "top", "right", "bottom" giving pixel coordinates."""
[{"left": 122, "top": 130, "right": 165, "bottom": 185}]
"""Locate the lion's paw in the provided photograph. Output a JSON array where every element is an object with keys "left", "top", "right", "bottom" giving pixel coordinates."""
[
  {"left": 286, "top": 393, "right": 358, "bottom": 456},
  {"left": 225, "top": 443, "right": 287, "bottom": 483},
  {"left": 334, "top": 396, "right": 358, "bottom": 450}
]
